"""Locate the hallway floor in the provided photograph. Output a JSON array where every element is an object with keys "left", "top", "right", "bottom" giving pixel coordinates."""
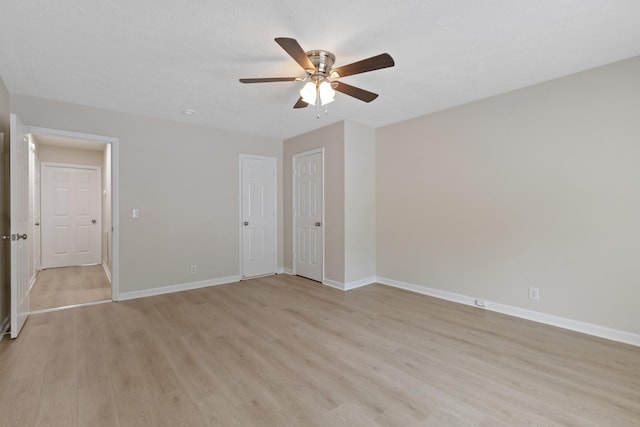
[{"left": 30, "top": 265, "right": 111, "bottom": 311}]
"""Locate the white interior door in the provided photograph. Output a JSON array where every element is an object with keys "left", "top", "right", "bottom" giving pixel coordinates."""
[
  {"left": 293, "top": 150, "right": 323, "bottom": 282},
  {"left": 32, "top": 151, "right": 41, "bottom": 272},
  {"left": 41, "top": 164, "right": 101, "bottom": 268},
  {"left": 10, "top": 114, "right": 31, "bottom": 338},
  {"left": 241, "top": 156, "right": 277, "bottom": 278}
]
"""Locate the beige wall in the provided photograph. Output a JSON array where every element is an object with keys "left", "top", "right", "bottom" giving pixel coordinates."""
[
  {"left": 377, "top": 57, "right": 640, "bottom": 334},
  {"left": 283, "top": 122, "right": 345, "bottom": 283},
  {"left": 38, "top": 144, "right": 104, "bottom": 166},
  {"left": 0, "top": 76, "right": 10, "bottom": 328},
  {"left": 11, "top": 95, "right": 283, "bottom": 294},
  {"left": 344, "top": 121, "right": 376, "bottom": 284}
]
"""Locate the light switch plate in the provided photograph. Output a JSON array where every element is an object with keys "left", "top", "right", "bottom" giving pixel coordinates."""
[{"left": 132, "top": 208, "right": 140, "bottom": 219}]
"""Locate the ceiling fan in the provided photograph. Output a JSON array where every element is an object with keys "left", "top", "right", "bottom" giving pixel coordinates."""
[{"left": 239, "top": 37, "right": 395, "bottom": 112}]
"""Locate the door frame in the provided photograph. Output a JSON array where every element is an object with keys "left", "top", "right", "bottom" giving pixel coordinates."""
[
  {"left": 238, "top": 154, "right": 278, "bottom": 279},
  {"left": 40, "top": 162, "right": 102, "bottom": 269},
  {"left": 292, "top": 148, "right": 325, "bottom": 281},
  {"left": 27, "top": 125, "right": 120, "bottom": 301}
]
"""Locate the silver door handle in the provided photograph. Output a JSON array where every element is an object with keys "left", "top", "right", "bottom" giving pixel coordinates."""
[
  {"left": 16, "top": 233, "right": 28, "bottom": 240},
  {"left": 244, "top": 221, "right": 249, "bottom": 226},
  {"left": 92, "top": 219, "right": 97, "bottom": 224},
  {"left": 315, "top": 222, "right": 322, "bottom": 227}
]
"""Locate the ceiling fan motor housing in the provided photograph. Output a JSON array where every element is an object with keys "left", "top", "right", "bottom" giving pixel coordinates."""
[{"left": 306, "top": 50, "right": 335, "bottom": 78}]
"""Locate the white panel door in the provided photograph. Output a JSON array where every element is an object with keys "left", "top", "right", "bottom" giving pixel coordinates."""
[
  {"left": 293, "top": 150, "right": 323, "bottom": 282},
  {"left": 42, "top": 165, "right": 100, "bottom": 268},
  {"left": 32, "top": 152, "right": 41, "bottom": 272},
  {"left": 241, "top": 156, "right": 277, "bottom": 278},
  {"left": 9, "top": 114, "right": 31, "bottom": 338}
]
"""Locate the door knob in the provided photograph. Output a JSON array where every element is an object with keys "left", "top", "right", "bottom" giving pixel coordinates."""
[
  {"left": 16, "top": 233, "right": 28, "bottom": 240},
  {"left": 91, "top": 219, "right": 97, "bottom": 224},
  {"left": 244, "top": 221, "right": 249, "bottom": 226},
  {"left": 315, "top": 222, "right": 322, "bottom": 227}
]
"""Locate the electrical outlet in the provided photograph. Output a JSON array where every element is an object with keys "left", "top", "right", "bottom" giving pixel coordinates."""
[
  {"left": 529, "top": 286, "right": 539, "bottom": 301},
  {"left": 190, "top": 265, "right": 197, "bottom": 274}
]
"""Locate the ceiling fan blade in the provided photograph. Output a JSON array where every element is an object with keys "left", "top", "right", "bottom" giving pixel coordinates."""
[
  {"left": 239, "top": 77, "right": 299, "bottom": 83},
  {"left": 275, "top": 37, "right": 316, "bottom": 72},
  {"left": 293, "top": 97, "right": 308, "bottom": 109},
  {"left": 331, "top": 53, "right": 394, "bottom": 78},
  {"left": 334, "top": 81, "right": 379, "bottom": 103}
]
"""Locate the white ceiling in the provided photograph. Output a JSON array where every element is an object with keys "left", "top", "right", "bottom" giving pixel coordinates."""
[{"left": 1, "top": 1, "right": 639, "bottom": 140}]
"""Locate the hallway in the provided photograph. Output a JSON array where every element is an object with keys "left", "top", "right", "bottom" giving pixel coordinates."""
[{"left": 30, "top": 265, "right": 111, "bottom": 311}]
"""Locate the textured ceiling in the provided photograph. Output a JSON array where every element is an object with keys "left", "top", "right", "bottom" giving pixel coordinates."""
[{"left": 1, "top": 1, "right": 639, "bottom": 140}]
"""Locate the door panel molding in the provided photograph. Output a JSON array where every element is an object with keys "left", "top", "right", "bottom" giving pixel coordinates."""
[
  {"left": 292, "top": 148, "right": 324, "bottom": 282},
  {"left": 41, "top": 162, "right": 101, "bottom": 269},
  {"left": 239, "top": 154, "right": 277, "bottom": 279},
  {"left": 9, "top": 114, "right": 31, "bottom": 338}
]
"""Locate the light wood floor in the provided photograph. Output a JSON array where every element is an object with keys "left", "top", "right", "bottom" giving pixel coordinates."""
[
  {"left": 30, "top": 265, "right": 111, "bottom": 311},
  {"left": 1, "top": 275, "right": 638, "bottom": 426}
]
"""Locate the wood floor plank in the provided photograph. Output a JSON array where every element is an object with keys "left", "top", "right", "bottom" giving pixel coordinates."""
[
  {"left": 77, "top": 380, "right": 119, "bottom": 427},
  {"left": 0, "top": 274, "right": 638, "bottom": 426},
  {"left": 34, "top": 378, "right": 77, "bottom": 427},
  {"left": 42, "top": 310, "right": 77, "bottom": 386},
  {"left": 0, "top": 377, "right": 44, "bottom": 427}
]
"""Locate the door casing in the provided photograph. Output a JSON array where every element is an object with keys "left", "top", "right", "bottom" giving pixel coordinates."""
[{"left": 27, "top": 126, "right": 120, "bottom": 301}]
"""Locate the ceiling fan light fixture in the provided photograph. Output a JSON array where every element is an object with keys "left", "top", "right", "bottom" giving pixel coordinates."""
[
  {"left": 319, "top": 81, "right": 335, "bottom": 105},
  {"left": 300, "top": 81, "right": 317, "bottom": 105}
]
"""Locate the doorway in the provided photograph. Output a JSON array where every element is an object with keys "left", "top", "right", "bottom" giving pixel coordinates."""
[
  {"left": 292, "top": 149, "right": 324, "bottom": 282},
  {"left": 28, "top": 130, "right": 117, "bottom": 312}
]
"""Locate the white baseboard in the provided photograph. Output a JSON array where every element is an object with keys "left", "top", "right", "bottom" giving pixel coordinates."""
[
  {"left": 344, "top": 276, "right": 377, "bottom": 290},
  {"left": 118, "top": 275, "right": 241, "bottom": 301},
  {"left": 283, "top": 268, "right": 294, "bottom": 275},
  {"left": 277, "top": 267, "right": 284, "bottom": 274},
  {"left": 102, "top": 261, "right": 112, "bottom": 283},
  {"left": 322, "top": 278, "right": 344, "bottom": 290},
  {"left": 377, "top": 277, "right": 476, "bottom": 306},
  {"left": 322, "top": 276, "right": 377, "bottom": 291},
  {"left": 376, "top": 276, "right": 640, "bottom": 348},
  {"left": 0, "top": 315, "right": 9, "bottom": 342}
]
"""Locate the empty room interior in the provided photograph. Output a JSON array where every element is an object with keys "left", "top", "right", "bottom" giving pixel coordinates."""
[{"left": 0, "top": 2, "right": 639, "bottom": 426}]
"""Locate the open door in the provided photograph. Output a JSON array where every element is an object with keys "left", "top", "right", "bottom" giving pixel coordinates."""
[{"left": 10, "top": 114, "right": 31, "bottom": 338}]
